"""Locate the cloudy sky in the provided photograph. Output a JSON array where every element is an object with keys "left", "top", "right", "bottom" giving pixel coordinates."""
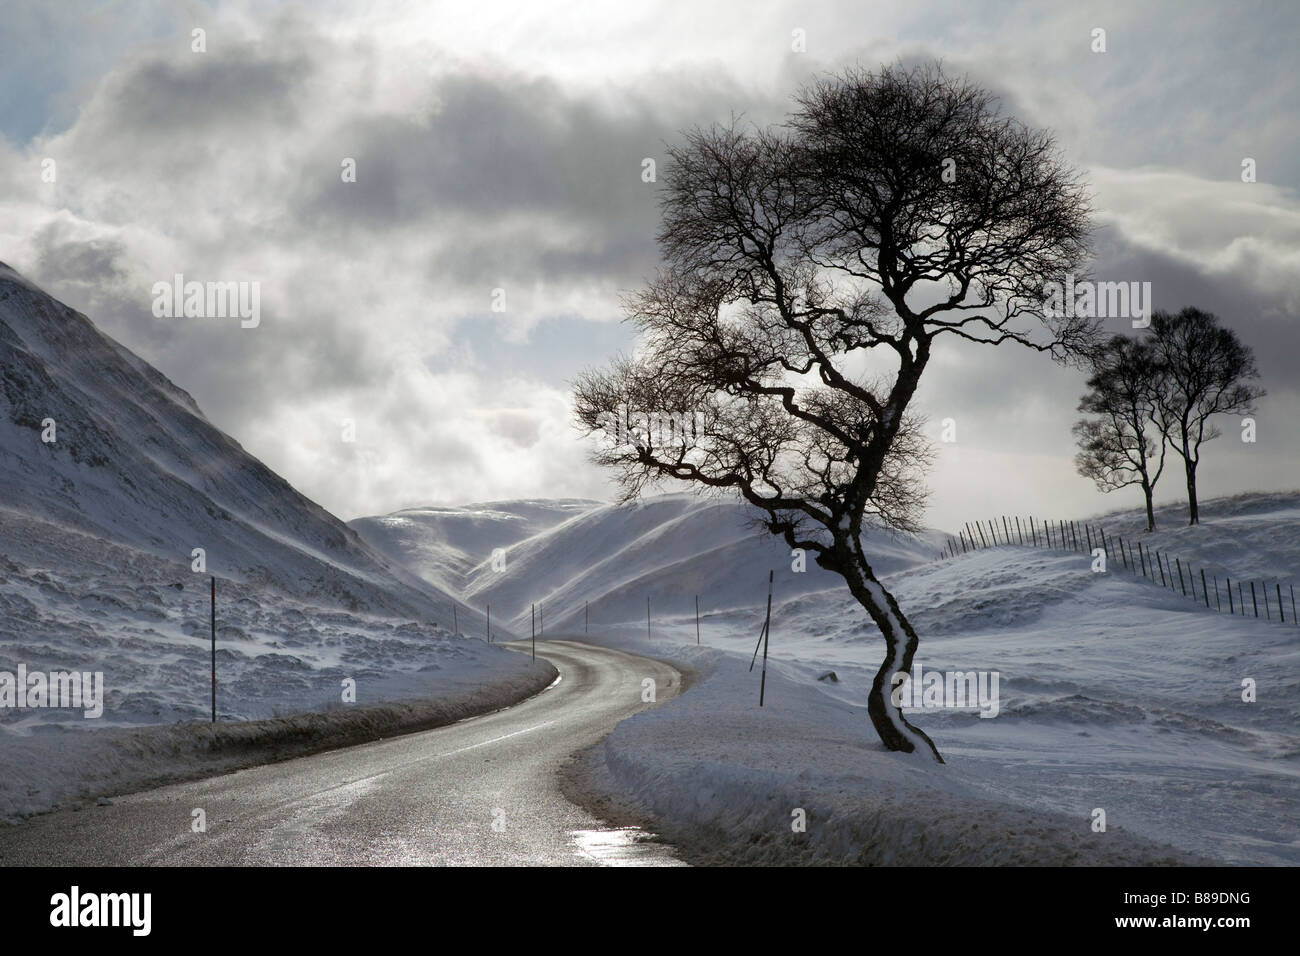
[{"left": 1, "top": 0, "right": 1296, "bottom": 533}]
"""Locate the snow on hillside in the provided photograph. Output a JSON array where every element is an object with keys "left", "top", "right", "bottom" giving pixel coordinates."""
[
  {"left": 354, "top": 492, "right": 943, "bottom": 637},
  {"left": 1085, "top": 491, "right": 1300, "bottom": 587},
  {"left": 0, "top": 264, "right": 543, "bottom": 812},
  {"left": 351, "top": 499, "right": 597, "bottom": 595},
  {"left": 571, "top": 492, "right": 1299, "bottom": 864},
  {"left": 0, "top": 262, "right": 479, "bottom": 624}
]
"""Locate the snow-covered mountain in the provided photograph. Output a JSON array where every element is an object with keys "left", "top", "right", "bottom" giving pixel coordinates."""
[
  {"left": 352, "top": 493, "right": 944, "bottom": 634},
  {"left": 351, "top": 499, "right": 599, "bottom": 596},
  {"left": 0, "top": 261, "right": 465, "bottom": 621},
  {"left": 0, "top": 262, "right": 532, "bottom": 742}
]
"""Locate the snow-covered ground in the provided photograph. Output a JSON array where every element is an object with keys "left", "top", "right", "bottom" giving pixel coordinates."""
[
  {"left": 0, "top": 510, "right": 536, "bottom": 733},
  {"left": 367, "top": 491, "right": 1299, "bottom": 865}
]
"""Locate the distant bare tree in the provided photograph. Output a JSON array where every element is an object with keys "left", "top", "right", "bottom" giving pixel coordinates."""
[
  {"left": 1073, "top": 335, "right": 1168, "bottom": 531},
  {"left": 1146, "top": 308, "right": 1264, "bottom": 525},
  {"left": 574, "top": 62, "right": 1096, "bottom": 762}
]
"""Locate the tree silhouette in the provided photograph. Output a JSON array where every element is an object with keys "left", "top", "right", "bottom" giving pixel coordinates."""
[
  {"left": 1146, "top": 308, "right": 1264, "bottom": 525},
  {"left": 574, "top": 62, "right": 1096, "bottom": 761},
  {"left": 1073, "top": 335, "right": 1168, "bottom": 531}
]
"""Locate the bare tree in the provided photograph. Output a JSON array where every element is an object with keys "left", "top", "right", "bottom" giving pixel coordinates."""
[
  {"left": 1146, "top": 308, "right": 1264, "bottom": 525},
  {"left": 574, "top": 62, "right": 1096, "bottom": 762},
  {"left": 1073, "top": 335, "right": 1168, "bottom": 531}
]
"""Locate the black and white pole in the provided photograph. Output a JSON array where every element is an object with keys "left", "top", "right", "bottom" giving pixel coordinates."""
[{"left": 210, "top": 575, "right": 216, "bottom": 723}]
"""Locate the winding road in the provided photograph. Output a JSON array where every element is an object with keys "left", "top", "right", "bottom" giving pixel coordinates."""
[{"left": 0, "top": 640, "right": 686, "bottom": 866}]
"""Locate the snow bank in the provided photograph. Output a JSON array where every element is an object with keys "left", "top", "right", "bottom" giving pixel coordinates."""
[
  {"left": 549, "top": 492, "right": 1299, "bottom": 865},
  {"left": 574, "top": 645, "right": 1204, "bottom": 866},
  {"left": 0, "top": 657, "right": 556, "bottom": 822}
]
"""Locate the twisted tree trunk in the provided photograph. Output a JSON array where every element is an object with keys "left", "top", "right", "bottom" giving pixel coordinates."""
[{"left": 834, "top": 541, "right": 944, "bottom": 762}]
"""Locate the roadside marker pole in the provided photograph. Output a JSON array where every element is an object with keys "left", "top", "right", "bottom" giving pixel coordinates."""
[
  {"left": 759, "top": 570, "right": 774, "bottom": 707},
  {"left": 210, "top": 576, "right": 216, "bottom": 723}
]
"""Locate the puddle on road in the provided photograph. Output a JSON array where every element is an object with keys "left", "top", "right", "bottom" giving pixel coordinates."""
[{"left": 570, "top": 827, "right": 688, "bottom": 866}]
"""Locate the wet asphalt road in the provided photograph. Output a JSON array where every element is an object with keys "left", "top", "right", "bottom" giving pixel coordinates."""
[{"left": 0, "top": 640, "right": 685, "bottom": 866}]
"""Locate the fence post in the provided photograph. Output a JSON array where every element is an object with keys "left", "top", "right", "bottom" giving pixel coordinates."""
[
  {"left": 1250, "top": 582, "right": 1258, "bottom": 617},
  {"left": 977, "top": 523, "right": 988, "bottom": 548},
  {"left": 1214, "top": 575, "right": 1221, "bottom": 611},
  {"left": 1016, "top": 516, "right": 1024, "bottom": 545},
  {"left": 1138, "top": 541, "right": 1147, "bottom": 578},
  {"left": 1228, "top": 578, "right": 1234, "bottom": 614},
  {"left": 1201, "top": 569, "right": 1209, "bottom": 608},
  {"left": 1277, "top": 583, "right": 1284, "bottom": 623},
  {"left": 696, "top": 595, "right": 700, "bottom": 644},
  {"left": 1157, "top": 551, "right": 1167, "bottom": 587},
  {"left": 1292, "top": 585, "right": 1296, "bottom": 626},
  {"left": 1085, "top": 525, "right": 1093, "bottom": 552},
  {"left": 1175, "top": 558, "right": 1186, "bottom": 596},
  {"left": 210, "top": 576, "right": 216, "bottom": 724},
  {"left": 1003, "top": 516, "right": 1011, "bottom": 544},
  {"left": 1163, "top": 553, "right": 1174, "bottom": 589},
  {"left": 1118, "top": 537, "right": 1128, "bottom": 570},
  {"left": 1263, "top": 586, "right": 1270, "bottom": 620}
]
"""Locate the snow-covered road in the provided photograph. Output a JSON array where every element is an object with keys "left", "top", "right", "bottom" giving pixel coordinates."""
[{"left": 0, "top": 641, "right": 685, "bottom": 866}]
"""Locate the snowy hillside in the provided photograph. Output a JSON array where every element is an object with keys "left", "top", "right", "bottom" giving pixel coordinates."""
[
  {"left": 0, "top": 262, "right": 474, "bottom": 622},
  {"left": 578, "top": 491, "right": 1300, "bottom": 865},
  {"left": 353, "top": 493, "right": 944, "bottom": 635},
  {"left": 0, "top": 263, "right": 539, "bottom": 749},
  {"left": 351, "top": 499, "right": 598, "bottom": 595}
]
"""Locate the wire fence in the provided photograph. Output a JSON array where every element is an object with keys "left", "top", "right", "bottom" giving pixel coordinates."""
[{"left": 942, "top": 515, "right": 1298, "bottom": 627}]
